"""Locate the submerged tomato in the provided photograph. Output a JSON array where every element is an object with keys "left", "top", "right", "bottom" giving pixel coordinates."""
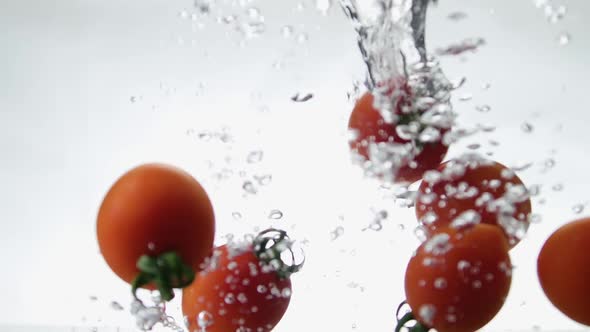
[
  {"left": 97, "top": 163, "right": 215, "bottom": 300},
  {"left": 538, "top": 217, "right": 590, "bottom": 326},
  {"left": 415, "top": 156, "right": 532, "bottom": 248},
  {"left": 183, "top": 230, "right": 301, "bottom": 332},
  {"left": 402, "top": 224, "right": 512, "bottom": 332},
  {"left": 348, "top": 82, "right": 449, "bottom": 184}
]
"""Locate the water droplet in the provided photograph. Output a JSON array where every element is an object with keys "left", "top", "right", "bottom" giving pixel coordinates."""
[
  {"left": 458, "top": 93, "right": 473, "bottom": 101},
  {"left": 557, "top": 32, "right": 571, "bottom": 45},
  {"left": 224, "top": 293, "right": 236, "bottom": 304},
  {"left": 467, "top": 143, "right": 480, "bottom": 150},
  {"left": 268, "top": 209, "right": 283, "bottom": 220},
  {"left": 281, "top": 25, "right": 294, "bottom": 38},
  {"left": 475, "top": 105, "right": 491, "bottom": 113},
  {"left": 424, "top": 233, "right": 452, "bottom": 255},
  {"left": 521, "top": 122, "right": 534, "bottom": 133},
  {"left": 448, "top": 11, "right": 468, "bottom": 21},
  {"left": 330, "top": 226, "right": 344, "bottom": 240},
  {"left": 291, "top": 92, "right": 314, "bottom": 102},
  {"left": 434, "top": 278, "right": 447, "bottom": 289},
  {"left": 242, "top": 181, "right": 257, "bottom": 194},
  {"left": 232, "top": 212, "right": 242, "bottom": 220},
  {"left": 418, "top": 304, "right": 436, "bottom": 326},
  {"left": 552, "top": 183, "right": 564, "bottom": 191},
  {"left": 110, "top": 301, "right": 124, "bottom": 311},
  {"left": 282, "top": 288, "right": 292, "bottom": 298},
  {"left": 419, "top": 127, "right": 442, "bottom": 143},
  {"left": 247, "top": 150, "right": 264, "bottom": 163},
  {"left": 197, "top": 311, "right": 214, "bottom": 328},
  {"left": 572, "top": 203, "right": 585, "bottom": 214},
  {"left": 247, "top": 7, "right": 261, "bottom": 20},
  {"left": 296, "top": 32, "right": 309, "bottom": 44},
  {"left": 315, "top": 0, "right": 332, "bottom": 15}
]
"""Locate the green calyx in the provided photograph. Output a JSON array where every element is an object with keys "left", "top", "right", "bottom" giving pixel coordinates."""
[
  {"left": 131, "top": 251, "right": 195, "bottom": 302},
  {"left": 395, "top": 300, "right": 432, "bottom": 332},
  {"left": 252, "top": 228, "right": 305, "bottom": 279}
]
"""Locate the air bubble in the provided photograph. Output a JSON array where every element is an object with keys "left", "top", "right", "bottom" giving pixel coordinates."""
[
  {"left": 281, "top": 25, "right": 294, "bottom": 38},
  {"left": 424, "top": 233, "right": 451, "bottom": 255},
  {"left": 315, "top": 0, "right": 332, "bottom": 15},
  {"left": 418, "top": 304, "right": 436, "bottom": 326},
  {"left": 434, "top": 278, "right": 447, "bottom": 289},
  {"left": 110, "top": 301, "right": 124, "bottom": 311},
  {"left": 330, "top": 226, "right": 345, "bottom": 240},
  {"left": 242, "top": 181, "right": 257, "bottom": 194},
  {"left": 557, "top": 32, "right": 571, "bottom": 45},
  {"left": 552, "top": 183, "right": 563, "bottom": 191},
  {"left": 268, "top": 209, "right": 283, "bottom": 220},
  {"left": 247, "top": 150, "right": 264, "bottom": 163},
  {"left": 197, "top": 311, "right": 214, "bottom": 328},
  {"left": 521, "top": 122, "right": 534, "bottom": 133},
  {"left": 475, "top": 105, "right": 491, "bottom": 113},
  {"left": 296, "top": 32, "right": 309, "bottom": 43},
  {"left": 572, "top": 203, "right": 585, "bottom": 214}
]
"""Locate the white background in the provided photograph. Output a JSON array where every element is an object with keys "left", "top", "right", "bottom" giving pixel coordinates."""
[{"left": 1, "top": 0, "right": 590, "bottom": 331}]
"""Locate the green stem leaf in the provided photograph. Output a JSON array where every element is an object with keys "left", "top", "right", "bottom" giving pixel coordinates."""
[{"left": 131, "top": 251, "right": 195, "bottom": 302}]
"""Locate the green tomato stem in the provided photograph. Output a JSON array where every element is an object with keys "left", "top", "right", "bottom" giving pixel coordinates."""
[{"left": 131, "top": 251, "right": 195, "bottom": 302}]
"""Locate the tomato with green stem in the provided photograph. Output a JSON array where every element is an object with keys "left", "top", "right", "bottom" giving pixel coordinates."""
[
  {"left": 96, "top": 163, "right": 215, "bottom": 301},
  {"left": 538, "top": 217, "right": 590, "bottom": 326},
  {"left": 348, "top": 79, "right": 450, "bottom": 184},
  {"left": 415, "top": 155, "right": 532, "bottom": 248},
  {"left": 182, "top": 229, "right": 303, "bottom": 332},
  {"left": 398, "top": 224, "right": 512, "bottom": 332}
]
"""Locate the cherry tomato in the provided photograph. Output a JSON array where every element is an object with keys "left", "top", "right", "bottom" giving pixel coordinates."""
[
  {"left": 348, "top": 82, "right": 449, "bottom": 184},
  {"left": 97, "top": 163, "right": 215, "bottom": 300},
  {"left": 537, "top": 217, "right": 590, "bottom": 326},
  {"left": 415, "top": 156, "right": 532, "bottom": 248},
  {"left": 183, "top": 230, "right": 301, "bottom": 332},
  {"left": 401, "top": 224, "right": 512, "bottom": 332}
]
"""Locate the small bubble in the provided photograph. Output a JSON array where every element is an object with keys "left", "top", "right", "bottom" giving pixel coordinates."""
[
  {"left": 282, "top": 288, "right": 292, "bottom": 298},
  {"left": 247, "top": 7, "right": 261, "bottom": 20},
  {"left": 232, "top": 211, "right": 242, "bottom": 220},
  {"left": 110, "top": 301, "right": 124, "bottom": 311},
  {"left": 242, "top": 181, "right": 257, "bottom": 194},
  {"left": 529, "top": 213, "right": 542, "bottom": 223},
  {"left": 224, "top": 293, "right": 236, "bottom": 304},
  {"left": 280, "top": 25, "right": 294, "bottom": 38},
  {"left": 296, "top": 32, "right": 309, "bottom": 44},
  {"left": 130, "top": 96, "right": 138, "bottom": 103},
  {"left": 467, "top": 143, "right": 480, "bottom": 150},
  {"left": 434, "top": 278, "right": 447, "bottom": 289},
  {"left": 475, "top": 105, "right": 491, "bottom": 113},
  {"left": 552, "top": 183, "right": 564, "bottom": 191},
  {"left": 315, "top": 0, "right": 332, "bottom": 15},
  {"left": 330, "top": 226, "right": 345, "bottom": 240},
  {"left": 521, "top": 122, "right": 534, "bottom": 133},
  {"left": 481, "top": 82, "right": 491, "bottom": 90},
  {"left": 268, "top": 209, "right": 283, "bottom": 220},
  {"left": 257, "top": 285, "right": 267, "bottom": 293},
  {"left": 472, "top": 280, "right": 482, "bottom": 288},
  {"left": 291, "top": 93, "right": 314, "bottom": 102},
  {"left": 557, "top": 32, "right": 571, "bottom": 45},
  {"left": 448, "top": 11, "right": 468, "bottom": 21},
  {"left": 254, "top": 174, "right": 272, "bottom": 186},
  {"left": 458, "top": 93, "right": 473, "bottom": 101},
  {"left": 418, "top": 304, "right": 436, "bottom": 326},
  {"left": 572, "top": 203, "right": 585, "bottom": 214},
  {"left": 247, "top": 150, "right": 264, "bottom": 163},
  {"left": 197, "top": 311, "right": 214, "bottom": 328}
]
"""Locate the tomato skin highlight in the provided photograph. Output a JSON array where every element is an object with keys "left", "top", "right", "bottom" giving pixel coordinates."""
[
  {"left": 537, "top": 217, "right": 590, "bottom": 326},
  {"left": 97, "top": 163, "right": 215, "bottom": 288},
  {"left": 182, "top": 244, "right": 292, "bottom": 332},
  {"left": 415, "top": 158, "right": 531, "bottom": 248},
  {"left": 348, "top": 91, "right": 449, "bottom": 184},
  {"left": 404, "top": 224, "right": 512, "bottom": 332}
]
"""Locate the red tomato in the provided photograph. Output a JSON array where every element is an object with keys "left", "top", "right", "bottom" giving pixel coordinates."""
[
  {"left": 97, "top": 163, "right": 215, "bottom": 300},
  {"left": 348, "top": 81, "right": 449, "bottom": 184},
  {"left": 538, "top": 217, "right": 590, "bottom": 326},
  {"left": 182, "top": 230, "right": 301, "bottom": 332},
  {"left": 415, "top": 156, "right": 532, "bottom": 248},
  {"left": 401, "top": 224, "right": 512, "bottom": 332}
]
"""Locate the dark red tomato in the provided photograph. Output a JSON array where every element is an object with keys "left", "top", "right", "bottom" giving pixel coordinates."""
[
  {"left": 97, "top": 163, "right": 215, "bottom": 300},
  {"left": 182, "top": 244, "right": 293, "bottom": 332},
  {"left": 538, "top": 217, "right": 590, "bottom": 326},
  {"left": 415, "top": 156, "right": 532, "bottom": 248},
  {"left": 348, "top": 83, "right": 449, "bottom": 184},
  {"left": 403, "top": 224, "right": 512, "bottom": 332}
]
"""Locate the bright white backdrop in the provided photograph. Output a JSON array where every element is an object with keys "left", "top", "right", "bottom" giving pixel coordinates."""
[{"left": 1, "top": 0, "right": 590, "bottom": 331}]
